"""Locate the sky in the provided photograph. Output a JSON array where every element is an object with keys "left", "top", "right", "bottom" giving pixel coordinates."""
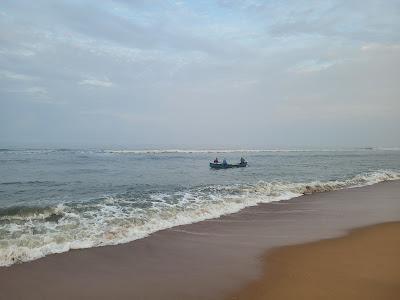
[{"left": 1, "top": 0, "right": 399, "bottom": 149}]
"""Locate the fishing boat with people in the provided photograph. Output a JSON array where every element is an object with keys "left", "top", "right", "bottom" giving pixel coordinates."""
[{"left": 209, "top": 157, "right": 247, "bottom": 169}]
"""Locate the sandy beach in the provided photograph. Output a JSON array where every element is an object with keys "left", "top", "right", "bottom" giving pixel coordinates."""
[
  {"left": 0, "top": 181, "right": 399, "bottom": 299},
  {"left": 228, "top": 222, "right": 400, "bottom": 300}
]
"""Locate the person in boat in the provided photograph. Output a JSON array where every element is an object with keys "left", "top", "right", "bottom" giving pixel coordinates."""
[
  {"left": 223, "top": 158, "right": 227, "bottom": 165},
  {"left": 240, "top": 157, "right": 246, "bottom": 164},
  {"left": 214, "top": 157, "right": 219, "bottom": 163}
]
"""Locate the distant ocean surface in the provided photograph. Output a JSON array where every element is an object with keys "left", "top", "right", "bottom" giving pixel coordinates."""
[{"left": 1, "top": 148, "right": 400, "bottom": 266}]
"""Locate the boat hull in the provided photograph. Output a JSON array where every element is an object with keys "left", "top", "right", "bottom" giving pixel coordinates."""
[{"left": 209, "top": 162, "right": 247, "bottom": 169}]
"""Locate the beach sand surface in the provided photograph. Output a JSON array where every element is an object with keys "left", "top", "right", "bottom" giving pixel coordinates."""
[
  {"left": 228, "top": 222, "right": 400, "bottom": 300},
  {"left": 0, "top": 181, "right": 399, "bottom": 299}
]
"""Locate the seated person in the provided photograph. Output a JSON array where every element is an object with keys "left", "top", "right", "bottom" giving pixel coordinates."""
[
  {"left": 223, "top": 158, "right": 227, "bottom": 165},
  {"left": 240, "top": 157, "right": 246, "bottom": 164},
  {"left": 214, "top": 157, "right": 219, "bottom": 163}
]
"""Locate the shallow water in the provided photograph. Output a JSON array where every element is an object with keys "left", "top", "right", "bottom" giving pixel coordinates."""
[{"left": 0, "top": 148, "right": 399, "bottom": 265}]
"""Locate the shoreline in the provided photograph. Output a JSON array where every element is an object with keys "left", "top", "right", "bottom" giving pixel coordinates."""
[
  {"left": 228, "top": 221, "right": 400, "bottom": 300},
  {"left": 0, "top": 180, "right": 399, "bottom": 299}
]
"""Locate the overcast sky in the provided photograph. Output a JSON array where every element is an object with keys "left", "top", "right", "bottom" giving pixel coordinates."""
[{"left": 1, "top": 0, "right": 399, "bottom": 149}]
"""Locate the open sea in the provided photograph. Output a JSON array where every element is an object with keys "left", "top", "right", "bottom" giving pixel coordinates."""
[{"left": 0, "top": 148, "right": 399, "bottom": 266}]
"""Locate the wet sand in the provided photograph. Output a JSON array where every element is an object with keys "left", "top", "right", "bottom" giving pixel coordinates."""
[
  {"left": 0, "top": 181, "right": 399, "bottom": 299},
  {"left": 228, "top": 222, "right": 400, "bottom": 300}
]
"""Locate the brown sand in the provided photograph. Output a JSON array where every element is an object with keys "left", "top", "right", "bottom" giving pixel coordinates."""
[
  {"left": 0, "top": 181, "right": 399, "bottom": 299},
  {"left": 229, "top": 222, "right": 400, "bottom": 300}
]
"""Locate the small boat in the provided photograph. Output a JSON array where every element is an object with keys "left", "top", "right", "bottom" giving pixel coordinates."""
[{"left": 209, "top": 162, "right": 247, "bottom": 169}]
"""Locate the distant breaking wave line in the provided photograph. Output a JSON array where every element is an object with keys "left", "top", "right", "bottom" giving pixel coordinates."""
[
  {"left": 1, "top": 148, "right": 399, "bottom": 155},
  {"left": 103, "top": 148, "right": 396, "bottom": 154}
]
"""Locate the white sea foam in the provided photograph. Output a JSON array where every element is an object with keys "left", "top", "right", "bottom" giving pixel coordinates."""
[
  {"left": 0, "top": 170, "right": 399, "bottom": 267},
  {"left": 103, "top": 148, "right": 400, "bottom": 154},
  {"left": 103, "top": 148, "right": 355, "bottom": 154},
  {"left": 1, "top": 147, "right": 398, "bottom": 156},
  {"left": 105, "top": 149, "right": 271, "bottom": 154}
]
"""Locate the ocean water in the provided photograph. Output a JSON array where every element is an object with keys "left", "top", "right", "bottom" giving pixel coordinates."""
[{"left": 0, "top": 148, "right": 399, "bottom": 266}]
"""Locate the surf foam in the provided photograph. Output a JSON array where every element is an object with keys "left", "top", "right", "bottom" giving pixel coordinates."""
[{"left": 0, "top": 170, "right": 399, "bottom": 267}]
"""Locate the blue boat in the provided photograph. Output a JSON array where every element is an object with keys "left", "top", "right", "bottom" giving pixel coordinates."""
[{"left": 209, "top": 162, "right": 247, "bottom": 169}]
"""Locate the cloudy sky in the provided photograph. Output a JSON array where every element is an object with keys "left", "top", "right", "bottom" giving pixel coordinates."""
[{"left": 1, "top": 0, "right": 399, "bottom": 148}]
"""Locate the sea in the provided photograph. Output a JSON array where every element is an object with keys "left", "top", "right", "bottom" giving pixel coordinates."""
[{"left": 1, "top": 148, "right": 399, "bottom": 266}]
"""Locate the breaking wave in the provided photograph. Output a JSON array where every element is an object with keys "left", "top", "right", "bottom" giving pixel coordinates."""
[
  {"left": 0, "top": 170, "right": 399, "bottom": 267},
  {"left": 1, "top": 148, "right": 398, "bottom": 157},
  {"left": 103, "top": 148, "right": 383, "bottom": 154}
]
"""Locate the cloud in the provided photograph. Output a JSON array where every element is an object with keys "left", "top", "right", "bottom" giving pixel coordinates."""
[
  {"left": 361, "top": 43, "right": 400, "bottom": 52},
  {"left": 1, "top": 86, "right": 55, "bottom": 104},
  {"left": 0, "top": 70, "right": 36, "bottom": 81},
  {"left": 25, "top": 86, "right": 48, "bottom": 96},
  {"left": 289, "top": 59, "right": 341, "bottom": 74},
  {"left": 0, "top": 48, "right": 36, "bottom": 57},
  {"left": 79, "top": 77, "right": 114, "bottom": 87},
  {"left": 79, "top": 109, "right": 166, "bottom": 124},
  {"left": 1, "top": 0, "right": 399, "bottom": 147}
]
